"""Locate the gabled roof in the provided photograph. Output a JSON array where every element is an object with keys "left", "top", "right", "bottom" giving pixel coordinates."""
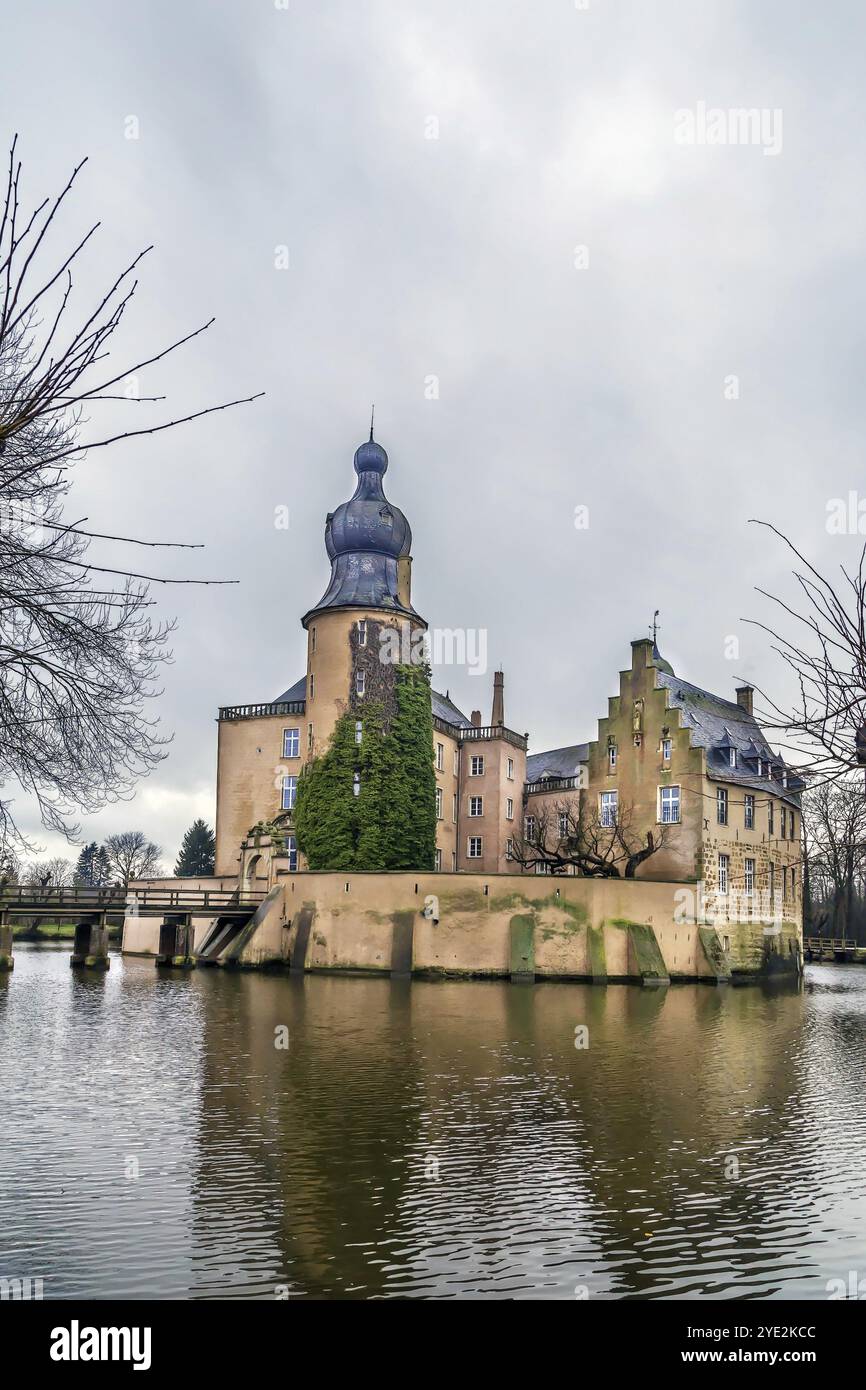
[
  {"left": 654, "top": 670, "right": 802, "bottom": 805},
  {"left": 526, "top": 743, "right": 589, "bottom": 781}
]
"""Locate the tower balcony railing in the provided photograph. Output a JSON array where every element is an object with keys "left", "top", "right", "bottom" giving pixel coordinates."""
[
  {"left": 219, "top": 700, "right": 306, "bottom": 721},
  {"left": 458, "top": 723, "right": 528, "bottom": 751}
]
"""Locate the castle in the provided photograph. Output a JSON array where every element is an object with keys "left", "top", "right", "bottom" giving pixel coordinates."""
[{"left": 214, "top": 431, "right": 803, "bottom": 934}]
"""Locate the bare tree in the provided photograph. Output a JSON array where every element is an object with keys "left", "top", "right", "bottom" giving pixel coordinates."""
[
  {"left": 103, "top": 831, "right": 162, "bottom": 886},
  {"left": 801, "top": 774, "right": 866, "bottom": 941},
  {"left": 0, "top": 135, "right": 261, "bottom": 854},
  {"left": 22, "top": 855, "right": 72, "bottom": 888},
  {"left": 509, "top": 797, "right": 674, "bottom": 877},
  {"left": 746, "top": 521, "right": 866, "bottom": 783}
]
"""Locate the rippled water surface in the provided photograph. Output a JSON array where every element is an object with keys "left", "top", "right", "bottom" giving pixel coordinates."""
[{"left": 2, "top": 946, "right": 865, "bottom": 1299}]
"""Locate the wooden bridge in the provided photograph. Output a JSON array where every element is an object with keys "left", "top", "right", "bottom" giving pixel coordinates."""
[
  {"left": 0, "top": 885, "right": 267, "bottom": 972},
  {"left": 804, "top": 936, "right": 861, "bottom": 961}
]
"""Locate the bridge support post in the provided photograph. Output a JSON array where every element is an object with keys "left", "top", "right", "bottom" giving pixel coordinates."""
[
  {"left": 0, "top": 913, "right": 13, "bottom": 971},
  {"left": 155, "top": 915, "right": 195, "bottom": 968},
  {"left": 70, "top": 916, "right": 110, "bottom": 969}
]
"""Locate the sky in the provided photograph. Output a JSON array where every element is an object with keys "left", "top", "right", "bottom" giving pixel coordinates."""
[{"left": 3, "top": 0, "right": 866, "bottom": 869}]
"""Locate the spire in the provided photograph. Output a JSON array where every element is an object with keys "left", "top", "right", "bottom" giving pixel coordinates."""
[{"left": 369, "top": 403, "right": 375, "bottom": 441}]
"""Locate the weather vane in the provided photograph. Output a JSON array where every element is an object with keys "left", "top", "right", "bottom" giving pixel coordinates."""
[{"left": 650, "top": 610, "right": 660, "bottom": 644}]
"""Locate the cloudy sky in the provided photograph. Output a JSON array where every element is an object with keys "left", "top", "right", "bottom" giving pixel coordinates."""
[{"left": 4, "top": 0, "right": 865, "bottom": 867}]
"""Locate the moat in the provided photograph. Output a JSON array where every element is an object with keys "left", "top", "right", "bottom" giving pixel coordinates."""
[{"left": 2, "top": 945, "right": 865, "bottom": 1300}]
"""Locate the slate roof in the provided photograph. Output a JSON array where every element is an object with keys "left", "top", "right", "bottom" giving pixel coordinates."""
[
  {"left": 526, "top": 743, "right": 589, "bottom": 781},
  {"left": 655, "top": 670, "right": 803, "bottom": 806},
  {"left": 432, "top": 689, "right": 472, "bottom": 728},
  {"left": 273, "top": 676, "right": 307, "bottom": 704}
]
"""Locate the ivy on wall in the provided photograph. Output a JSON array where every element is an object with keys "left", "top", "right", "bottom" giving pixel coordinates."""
[{"left": 295, "top": 661, "right": 437, "bottom": 872}]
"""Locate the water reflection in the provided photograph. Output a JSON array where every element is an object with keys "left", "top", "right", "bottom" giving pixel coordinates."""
[{"left": 2, "top": 947, "right": 865, "bottom": 1299}]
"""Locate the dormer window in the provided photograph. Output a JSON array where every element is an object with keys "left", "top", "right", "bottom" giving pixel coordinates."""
[
  {"left": 729, "top": 748, "right": 737, "bottom": 769},
  {"left": 379, "top": 507, "right": 393, "bottom": 525},
  {"left": 757, "top": 757, "right": 763, "bottom": 777}
]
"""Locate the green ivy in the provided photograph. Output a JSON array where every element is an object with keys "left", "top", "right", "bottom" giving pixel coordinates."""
[{"left": 295, "top": 663, "right": 436, "bottom": 871}]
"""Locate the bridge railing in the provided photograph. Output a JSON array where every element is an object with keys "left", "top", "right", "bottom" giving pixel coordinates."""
[
  {"left": 804, "top": 937, "right": 858, "bottom": 950},
  {"left": 0, "top": 886, "right": 267, "bottom": 915}
]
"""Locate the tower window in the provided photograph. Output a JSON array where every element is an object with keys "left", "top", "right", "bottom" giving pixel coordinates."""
[
  {"left": 281, "top": 776, "right": 297, "bottom": 811},
  {"left": 311, "top": 627, "right": 316, "bottom": 653},
  {"left": 353, "top": 772, "right": 360, "bottom": 798},
  {"left": 309, "top": 673, "right": 315, "bottom": 700},
  {"left": 307, "top": 723, "right": 313, "bottom": 751},
  {"left": 355, "top": 720, "right": 363, "bottom": 745},
  {"left": 356, "top": 670, "right": 365, "bottom": 697},
  {"left": 357, "top": 619, "right": 367, "bottom": 646},
  {"left": 744, "top": 857, "right": 755, "bottom": 895}
]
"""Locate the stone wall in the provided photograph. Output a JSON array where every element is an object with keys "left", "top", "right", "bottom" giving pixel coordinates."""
[{"left": 122, "top": 871, "right": 802, "bottom": 982}]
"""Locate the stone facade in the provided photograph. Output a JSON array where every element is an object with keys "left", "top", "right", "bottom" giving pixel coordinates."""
[{"left": 212, "top": 432, "right": 802, "bottom": 949}]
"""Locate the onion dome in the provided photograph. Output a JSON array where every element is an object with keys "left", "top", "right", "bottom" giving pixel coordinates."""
[{"left": 303, "top": 428, "right": 421, "bottom": 625}]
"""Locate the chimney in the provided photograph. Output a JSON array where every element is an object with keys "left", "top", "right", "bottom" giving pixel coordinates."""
[
  {"left": 470, "top": 710, "right": 482, "bottom": 727},
  {"left": 736, "top": 685, "right": 754, "bottom": 716},
  {"left": 491, "top": 670, "right": 504, "bottom": 727}
]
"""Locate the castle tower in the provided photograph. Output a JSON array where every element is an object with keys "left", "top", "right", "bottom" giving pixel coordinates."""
[{"left": 300, "top": 431, "right": 428, "bottom": 759}]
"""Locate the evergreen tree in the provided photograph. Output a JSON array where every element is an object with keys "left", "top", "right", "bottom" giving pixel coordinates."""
[
  {"left": 73, "top": 841, "right": 98, "bottom": 886},
  {"left": 95, "top": 845, "right": 111, "bottom": 887},
  {"left": 174, "top": 819, "right": 216, "bottom": 877}
]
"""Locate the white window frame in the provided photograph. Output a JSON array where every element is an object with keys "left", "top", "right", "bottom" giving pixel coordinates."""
[
  {"left": 744, "top": 857, "right": 755, "bottom": 896},
  {"left": 452, "top": 793, "right": 457, "bottom": 823},
  {"left": 281, "top": 775, "right": 297, "bottom": 811},
  {"left": 355, "top": 719, "right": 363, "bottom": 745},
  {"left": 435, "top": 787, "right": 443, "bottom": 820},
  {"left": 718, "top": 852, "right": 729, "bottom": 895},
  {"left": 524, "top": 815, "right": 536, "bottom": 841},
  {"left": 355, "top": 670, "right": 365, "bottom": 697},
  {"left": 662, "top": 737, "right": 672, "bottom": 761},
  {"left": 469, "top": 796, "right": 483, "bottom": 817},
  {"left": 558, "top": 811, "right": 569, "bottom": 837},
  {"left": 285, "top": 834, "right": 298, "bottom": 872},
  {"left": 717, "top": 787, "right": 728, "bottom": 825},
  {"left": 453, "top": 750, "right": 459, "bottom": 776},
  {"left": 744, "top": 793, "right": 754, "bottom": 830},
  {"left": 507, "top": 757, "right": 514, "bottom": 780},
  {"left": 434, "top": 848, "right": 442, "bottom": 872},
  {"left": 357, "top": 618, "right": 367, "bottom": 646},
  {"left": 600, "top": 790, "right": 618, "bottom": 828},
  {"left": 282, "top": 727, "right": 300, "bottom": 759},
  {"left": 658, "top": 785, "right": 680, "bottom": 824},
  {"left": 470, "top": 755, "right": 484, "bottom": 776},
  {"left": 467, "top": 836, "right": 482, "bottom": 859},
  {"left": 608, "top": 745, "right": 617, "bottom": 771},
  {"left": 506, "top": 797, "right": 514, "bottom": 820},
  {"left": 352, "top": 771, "right": 360, "bottom": 799},
  {"left": 436, "top": 742, "right": 444, "bottom": 771}
]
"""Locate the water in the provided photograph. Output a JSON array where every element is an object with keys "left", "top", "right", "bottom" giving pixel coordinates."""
[{"left": 1, "top": 944, "right": 865, "bottom": 1300}]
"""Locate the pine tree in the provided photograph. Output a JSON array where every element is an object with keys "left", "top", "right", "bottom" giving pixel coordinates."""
[
  {"left": 174, "top": 820, "right": 216, "bottom": 877},
  {"left": 73, "top": 842, "right": 98, "bottom": 886},
  {"left": 95, "top": 845, "right": 111, "bottom": 886}
]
